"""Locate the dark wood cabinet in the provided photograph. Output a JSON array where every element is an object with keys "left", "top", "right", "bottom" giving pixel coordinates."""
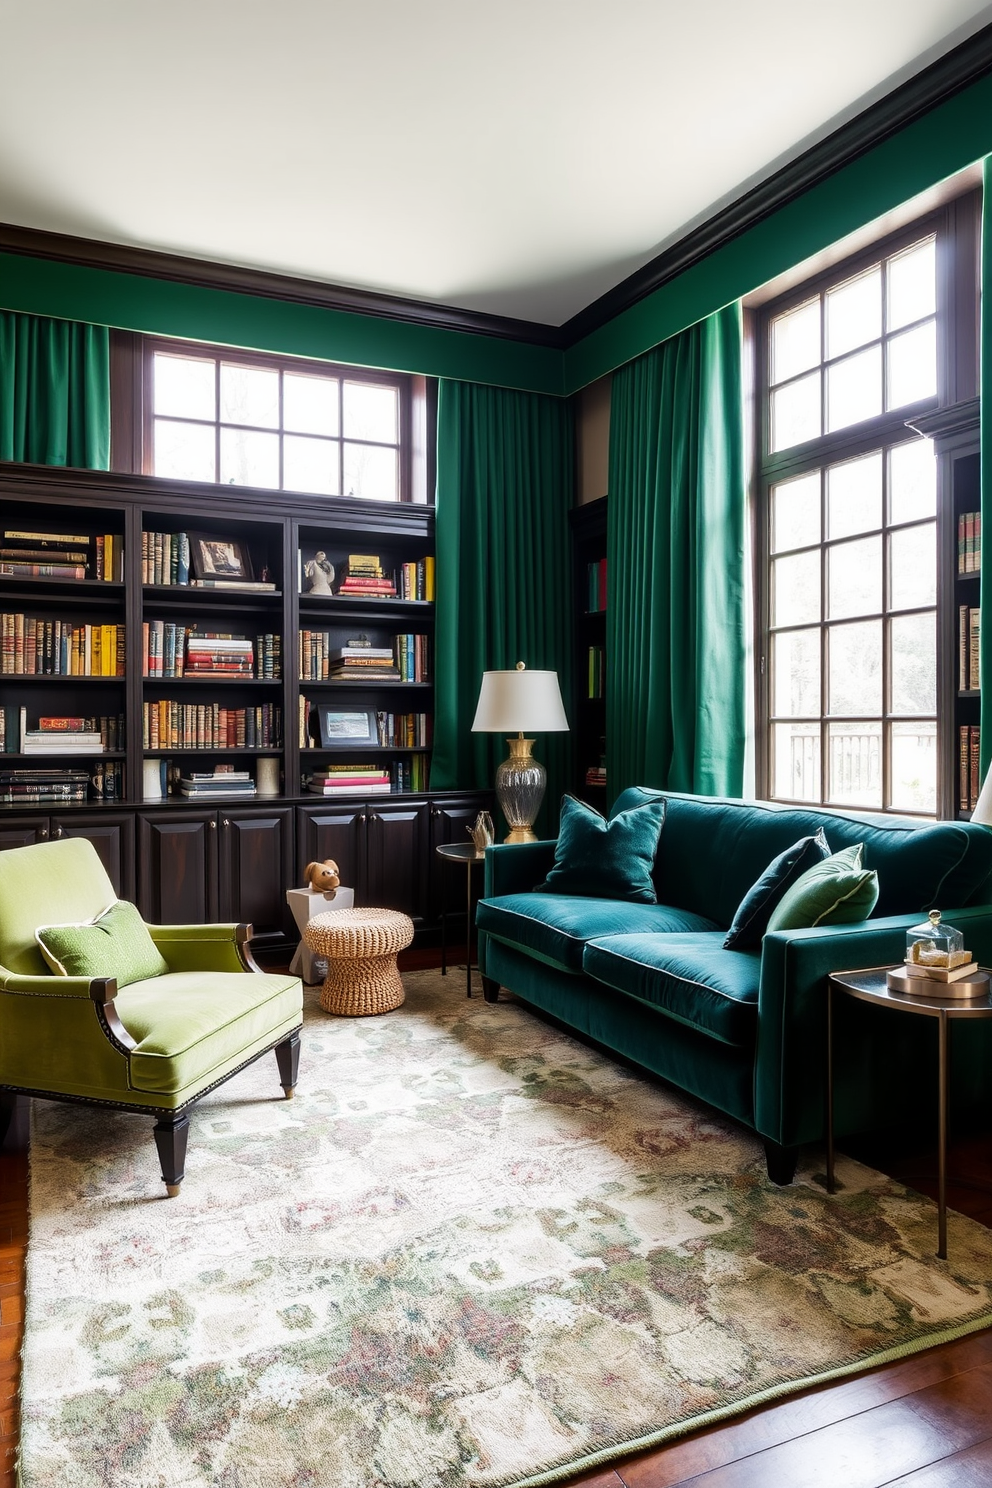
[
  {"left": 366, "top": 800, "right": 431, "bottom": 923},
  {"left": 0, "top": 818, "right": 51, "bottom": 852},
  {"left": 429, "top": 796, "right": 489, "bottom": 922},
  {"left": 217, "top": 807, "right": 295, "bottom": 940},
  {"left": 137, "top": 811, "right": 219, "bottom": 925},
  {"left": 296, "top": 803, "right": 365, "bottom": 895},
  {"left": 52, "top": 812, "right": 136, "bottom": 900}
]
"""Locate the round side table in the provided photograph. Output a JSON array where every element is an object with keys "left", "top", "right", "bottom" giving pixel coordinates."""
[
  {"left": 305, "top": 907, "right": 414, "bottom": 1016},
  {"left": 436, "top": 843, "right": 486, "bottom": 998}
]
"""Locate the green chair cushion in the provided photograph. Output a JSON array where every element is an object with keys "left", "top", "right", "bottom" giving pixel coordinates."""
[
  {"left": 723, "top": 829, "right": 830, "bottom": 948},
  {"left": 116, "top": 971, "right": 303, "bottom": 1096},
  {"left": 535, "top": 793, "right": 666, "bottom": 903},
  {"left": 476, "top": 893, "right": 719, "bottom": 975},
  {"left": 582, "top": 932, "right": 761, "bottom": 1047},
  {"left": 37, "top": 900, "right": 169, "bottom": 988},
  {"left": 766, "top": 844, "right": 880, "bottom": 932}
]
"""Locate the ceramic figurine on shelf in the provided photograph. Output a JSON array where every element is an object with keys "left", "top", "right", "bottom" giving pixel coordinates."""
[{"left": 304, "top": 552, "right": 335, "bottom": 595}]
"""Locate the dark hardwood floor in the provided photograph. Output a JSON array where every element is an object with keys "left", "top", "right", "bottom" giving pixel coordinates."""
[{"left": 2, "top": 952, "right": 990, "bottom": 1488}]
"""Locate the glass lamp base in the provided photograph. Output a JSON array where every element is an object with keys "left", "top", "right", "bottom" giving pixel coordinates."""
[{"left": 495, "top": 737, "right": 546, "bottom": 843}]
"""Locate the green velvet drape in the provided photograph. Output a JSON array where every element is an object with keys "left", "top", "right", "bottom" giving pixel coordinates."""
[
  {"left": 607, "top": 302, "right": 745, "bottom": 801},
  {"left": 981, "top": 159, "right": 992, "bottom": 778},
  {"left": 431, "top": 380, "right": 574, "bottom": 838},
  {"left": 0, "top": 311, "right": 110, "bottom": 468}
]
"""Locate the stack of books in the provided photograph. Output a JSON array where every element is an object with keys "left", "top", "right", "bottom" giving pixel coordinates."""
[
  {"left": 21, "top": 717, "right": 104, "bottom": 754},
  {"left": 0, "top": 527, "right": 121, "bottom": 582},
  {"left": 335, "top": 555, "right": 397, "bottom": 599},
  {"left": 0, "top": 768, "right": 90, "bottom": 804},
  {"left": 328, "top": 644, "right": 400, "bottom": 682},
  {"left": 308, "top": 765, "right": 391, "bottom": 795},
  {"left": 185, "top": 634, "right": 255, "bottom": 676},
  {"left": 585, "top": 764, "right": 607, "bottom": 789},
  {"left": 179, "top": 769, "right": 257, "bottom": 800}
]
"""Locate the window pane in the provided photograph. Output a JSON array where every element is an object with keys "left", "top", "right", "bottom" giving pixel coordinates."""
[
  {"left": 284, "top": 374, "right": 339, "bottom": 436},
  {"left": 343, "top": 442, "right": 398, "bottom": 501},
  {"left": 284, "top": 434, "right": 340, "bottom": 496},
  {"left": 219, "top": 427, "right": 280, "bottom": 488},
  {"left": 827, "top": 721, "right": 882, "bottom": 808},
  {"left": 154, "top": 419, "right": 215, "bottom": 482},
  {"left": 771, "top": 472, "right": 820, "bottom": 553},
  {"left": 828, "top": 620, "right": 882, "bottom": 714},
  {"left": 772, "top": 628, "right": 820, "bottom": 717},
  {"left": 770, "top": 371, "right": 820, "bottom": 452},
  {"left": 826, "top": 345, "right": 882, "bottom": 431},
  {"left": 889, "top": 440, "right": 936, "bottom": 524},
  {"left": 890, "top": 612, "right": 937, "bottom": 714},
  {"left": 827, "top": 452, "right": 882, "bottom": 539},
  {"left": 772, "top": 722, "right": 821, "bottom": 802},
  {"left": 220, "top": 364, "right": 279, "bottom": 429},
  {"left": 772, "top": 550, "right": 820, "bottom": 627},
  {"left": 827, "top": 535, "right": 881, "bottom": 619},
  {"left": 343, "top": 382, "right": 398, "bottom": 443},
  {"left": 886, "top": 321, "right": 936, "bottom": 410},
  {"left": 887, "top": 239, "right": 935, "bottom": 331},
  {"left": 771, "top": 298, "right": 820, "bottom": 384},
  {"left": 826, "top": 266, "right": 881, "bottom": 359},
  {"left": 890, "top": 721, "right": 937, "bottom": 813},
  {"left": 153, "top": 355, "right": 215, "bottom": 420},
  {"left": 889, "top": 523, "right": 936, "bottom": 610}
]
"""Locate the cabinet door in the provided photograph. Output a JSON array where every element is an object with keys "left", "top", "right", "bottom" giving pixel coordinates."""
[
  {"left": 367, "top": 800, "right": 430, "bottom": 923},
  {"left": 429, "top": 796, "right": 491, "bottom": 922},
  {"left": 218, "top": 807, "right": 295, "bottom": 938},
  {"left": 0, "top": 817, "right": 50, "bottom": 852},
  {"left": 52, "top": 813, "right": 136, "bottom": 900},
  {"left": 137, "top": 811, "right": 218, "bottom": 925},
  {"left": 296, "top": 805, "right": 365, "bottom": 899}
]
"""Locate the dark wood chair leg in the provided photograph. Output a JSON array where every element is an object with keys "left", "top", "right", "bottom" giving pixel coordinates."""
[
  {"left": 763, "top": 1139, "right": 799, "bottom": 1186},
  {"left": 481, "top": 976, "right": 500, "bottom": 1004},
  {"left": 0, "top": 1090, "right": 29, "bottom": 1152},
  {"left": 275, "top": 1031, "right": 301, "bottom": 1098},
  {"left": 153, "top": 1113, "right": 191, "bottom": 1197}
]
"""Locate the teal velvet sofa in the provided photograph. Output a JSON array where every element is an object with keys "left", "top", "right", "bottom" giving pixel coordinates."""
[{"left": 477, "top": 790, "right": 992, "bottom": 1183}]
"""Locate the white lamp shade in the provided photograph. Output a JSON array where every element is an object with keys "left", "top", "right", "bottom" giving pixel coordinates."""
[
  {"left": 972, "top": 765, "right": 992, "bottom": 827},
  {"left": 471, "top": 666, "right": 569, "bottom": 733}
]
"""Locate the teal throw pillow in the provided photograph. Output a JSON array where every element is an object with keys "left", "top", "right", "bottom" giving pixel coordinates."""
[
  {"left": 37, "top": 900, "right": 169, "bottom": 987},
  {"left": 724, "top": 829, "right": 830, "bottom": 949},
  {"left": 765, "top": 843, "right": 879, "bottom": 933},
  {"left": 536, "top": 794, "right": 666, "bottom": 903}
]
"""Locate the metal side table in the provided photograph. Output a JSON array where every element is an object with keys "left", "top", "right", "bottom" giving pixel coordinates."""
[
  {"left": 826, "top": 965, "right": 992, "bottom": 1259},
  {"left": 436, "top": 843, "right": 486, "bottom": 998}
]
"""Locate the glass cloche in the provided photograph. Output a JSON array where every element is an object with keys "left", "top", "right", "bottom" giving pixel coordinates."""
[{"left": 905, "top": 910, "right": 967, "bottom": 968}]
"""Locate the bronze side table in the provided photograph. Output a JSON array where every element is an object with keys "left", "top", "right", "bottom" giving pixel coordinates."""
[
  {"left": 436, "top": 843, "right": 486, "bottom": 998},
  {"left": 826, "top": 965, "right": 992, "bottom": 1259}
]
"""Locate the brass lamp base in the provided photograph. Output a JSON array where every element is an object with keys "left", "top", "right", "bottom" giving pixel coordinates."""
[{"left": 495, "top": 735, "right": 546, "bottom": 843}]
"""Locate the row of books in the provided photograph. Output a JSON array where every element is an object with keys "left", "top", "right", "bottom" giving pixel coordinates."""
[
  {"left": 141, "top": 624, "right": 281, "bottom": 679},
  {"left": 0, "top": 764, "right": 123, "bottom": 803},
  {"left": 143, "top": 530, "right": 191, "bottom": 586},
  {"left": 0, "top": 527, "right": 122, "bottom": 582},
  {"left": 397, "top": 558, "right": 436, "bottom": 602},
  {"left": 958, "top": 511, "right": 981, "bottom": 575},
  {"left": 958, "top": 605, "right": 981, "bottom": 692},
  {"left": 586, "top": 558, "right": 607, "bottom": 614},
  {"left": 587, "top": 645, "right": 605, "bottom": 699},
  {"left": 141, "top": 530, "right": 276, "bottom": 591},
  {"left": 179, "top": 768, "right": 256, "bottom": 801},
  {"left": 298, "top": 633, "right": 429, "bottom": 683},
  {"left": 374, "top": 712, "right": 431, "bottom": 749},
  {"left": 143, "top": 702, "right": 283, "bottom": 751},
  {"left": 1, "top": 615, "right": 125, "bottom": 676},
  {"left": 959, "top": 726, "right": 981, "bottom": 812}
]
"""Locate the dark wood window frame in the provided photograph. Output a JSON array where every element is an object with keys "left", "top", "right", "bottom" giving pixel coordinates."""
[{"left": 753, "top": 192, "right": 980, "bottom": 816}]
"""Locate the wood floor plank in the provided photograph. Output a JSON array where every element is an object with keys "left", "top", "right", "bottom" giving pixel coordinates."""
[{"left": 883, "top": 1434, "right": 992, "bottom": 1486}]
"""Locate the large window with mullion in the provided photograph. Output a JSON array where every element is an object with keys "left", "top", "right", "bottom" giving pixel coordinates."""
[{"left": 759, "top": 223, "right": 943, "bottom": 816}]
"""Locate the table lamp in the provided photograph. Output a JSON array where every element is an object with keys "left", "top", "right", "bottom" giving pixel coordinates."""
[
  {"left": 972, "top": 765, "right": 992, "bottom": 828},
  {"left": 472, "top": 662, "right": 569, "bottom": 843}
]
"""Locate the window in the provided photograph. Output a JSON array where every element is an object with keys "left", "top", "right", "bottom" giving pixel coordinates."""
[
  {"left": 145, "top": 344, "right": 410, "bottom": 501},
  {"left": 756, "top": 211, "right": 975, "bottom": 818}
]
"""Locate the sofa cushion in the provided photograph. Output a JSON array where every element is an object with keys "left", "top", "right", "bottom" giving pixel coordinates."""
[
  {"left": 477, "top": 894, "right": 720, "bottom": 975},
  {"left": 723, "top": 829, "right": 829, "bottom": 948},
  {"left": 766, "top": 844, "right": 880, "bottom": 932},
  {"left": 37, "top": 900, "right": 169, "bottom": 988},
  {"left": 582, "top": 933, "right": 760, "bottom": 1047},
  {"left": 536, "top": 793, "right": 666, "bottom": 902}
]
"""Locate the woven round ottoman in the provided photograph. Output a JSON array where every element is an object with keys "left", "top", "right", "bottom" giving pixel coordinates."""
[{"left": 304, "top": 907, "right": 414, "bottom": 1016}]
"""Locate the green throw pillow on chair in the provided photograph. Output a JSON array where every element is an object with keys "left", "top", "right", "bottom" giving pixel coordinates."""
[
  {"left": 765, "top": 843, "right": 879, "bottom": 932},
  {"left": 37, "top": 900, "right": 169, "bottom": 987},
  {"left": 536, "top": 793, "right": 666, "bottom": 903}
]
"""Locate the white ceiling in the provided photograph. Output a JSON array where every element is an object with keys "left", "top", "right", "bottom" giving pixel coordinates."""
[{"left": 1, "top": 1, "right": 991, "bottom": 327}]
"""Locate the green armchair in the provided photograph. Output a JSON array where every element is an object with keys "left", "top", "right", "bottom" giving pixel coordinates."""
[{"left": 0, "top": 837, "right": 303, "bottom": 1196}]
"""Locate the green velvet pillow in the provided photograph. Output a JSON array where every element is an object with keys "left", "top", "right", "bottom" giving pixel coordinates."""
[
  {"left": 536, "top": 794, "right": 666, "bottom": 903},
  {"left": 37, "top": 900, "right": 169, "bottom": 987},
  {"left": 765, "top": 843, "right": 879, "bottom": 932}
]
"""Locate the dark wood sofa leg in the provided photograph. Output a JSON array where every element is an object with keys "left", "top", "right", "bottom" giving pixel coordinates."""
[
  {"left": 763, "top": 1139, "right": 799, "bottom": 1186},
  {"left": 153, "top": 1113, "right": 191, "bottom": 1197},
  {"left": 481, "top": 976, "right": 500, "bottom": 1004},
  {"left": 275, "top": 1031, "right": 301, "bottom": 1098}
]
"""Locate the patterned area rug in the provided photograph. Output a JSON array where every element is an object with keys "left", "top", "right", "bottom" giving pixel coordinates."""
[{"left": 20, "top": 969, "right": 992, "bottom": 1487}]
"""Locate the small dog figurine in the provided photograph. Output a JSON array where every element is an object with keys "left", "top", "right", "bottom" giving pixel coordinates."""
[{"left": 304, "top": 859, "right": 341, "bottom": 899}]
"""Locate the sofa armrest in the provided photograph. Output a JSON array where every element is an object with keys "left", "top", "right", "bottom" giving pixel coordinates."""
[
  {"left": 483, "top": 841, "right": 557, "bottom": 898},
  {"left": 147, "top": 922, "right": 260, "bottom": 974},
  {"left": 754, "top": 905, "right": 992, "bottom": 1148},
  {"left": 0, "top": 971, "right": 110, "bottom": 1001}
]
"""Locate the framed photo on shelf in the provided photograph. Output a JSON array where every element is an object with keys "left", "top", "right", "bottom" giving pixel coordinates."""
[
  {"left": 189, "top": 533, "right": 254, "bottom": 583},
  {"left": 317, "top": 706, "right": 378, "bottom": 748}
]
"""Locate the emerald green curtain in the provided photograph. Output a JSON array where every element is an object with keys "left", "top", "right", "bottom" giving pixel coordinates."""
[
  {"left": 432, "top": 380, "right": 574, "bottom": 838},
  {"left": 0, "top": 311, "right": 110, "bottom": 468},
  {"left": 607, "top": 302, "right": 745, "bottom": 801},
  {"left": 982, "top": 159, "right": 992, "bottom": 778}
]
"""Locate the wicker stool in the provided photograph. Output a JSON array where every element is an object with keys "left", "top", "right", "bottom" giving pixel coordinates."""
[{"left": 304, "top": 907, "right": 414, "bottom": 1016}]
